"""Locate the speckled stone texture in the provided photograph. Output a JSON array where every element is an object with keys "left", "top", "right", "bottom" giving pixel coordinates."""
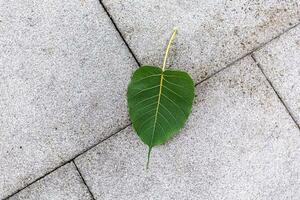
[
  {"left": 75, "top": 56, "right": 300, "bottom": 200},
  {"left": 0, "top": 0, "right": 136, "bottom": 197},
  {"left": 253, "top": 25, "right": 300, "bottom": 126},
  {"left": 8, "top": 163, "right": 92, "bottom": 200},
  {"left": 102, "top": 0, "right": 300, "bottom": 82}
]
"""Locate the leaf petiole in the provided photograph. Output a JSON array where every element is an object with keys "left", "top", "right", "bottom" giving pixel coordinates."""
[
  {"left": 162, "top": 28, "right": 178, "bottom": 71},
  {"left": 146, "top": 147, "right": 152, "bottom": 169}
]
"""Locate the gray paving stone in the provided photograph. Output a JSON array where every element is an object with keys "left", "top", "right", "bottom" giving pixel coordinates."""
[
  {"left": 102, "top": 0, "right": 300, "bottom": 83},
  {"left": 253, "top": 24, "right": 300, "bottom": 126},
  {"left": 75, "top": 56, "right": 300, "bottom": 200},
  {"left": 8, "top": 163, "right": 92, "bottom": 200},
  {"left": 0, "top": 0, "right": 136, "bottom": 197}
]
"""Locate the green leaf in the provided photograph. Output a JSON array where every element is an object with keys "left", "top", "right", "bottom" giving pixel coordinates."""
[
  {"left": 127, "top": 66, "right": 194, "bottom": 167},
  {"left": 126, "top": 29, "right": 195, "bottom": 168}
]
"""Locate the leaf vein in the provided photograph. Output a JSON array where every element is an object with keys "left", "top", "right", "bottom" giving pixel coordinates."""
[
  {"left": 131, "top": 101, "right": 157, "bottom": 114},
  {"left": 161, "top": 93, "right": 188, "bottom": 117},
  {"left": 157, "top": 111, "right": 172, "bottom": 129},
  {"left": 131, "top": 108, "right": 156, "bottom": 124},
  {"left": 137, "top": 115, "right": 154, "bottom": 132},
  {"left": 134, "top": 74, "right": 161, "bottom": 83},
  {"left": 131, "top": 85, "right": 160, "bottom": 98},
  {"left": 163, "top": 85, "right": 190, "bottom": 104},
  {"left": 160, "top": 103, "right": 177, "bottom": 122},
  {"left": 164, "top": 74, "right": 190, "bottom": 80},
  {"left": 163, "top": 78, "right": 184, "bottom": 88},
  {"left": 156, "top": 121, "right": 166, "bottom": 136},
  {"left": 134, "top": 95, "right": 159, "bottom": 107}
]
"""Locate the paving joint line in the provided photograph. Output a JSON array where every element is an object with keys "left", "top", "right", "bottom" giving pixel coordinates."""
[
  {"left": 2, "top": 123, "right": 131, "bottom": 200},
  {"left": 3, "top": 16, "right": 300, "bottom": 200},
  {"left": 196, "top": 49, "right": 253, "bottom": 86},
  {"left": 196, "top": 20, "right": 300, "bottom": 86},
  {"left": 2, "top": 160, "right": 72, "bottom": 200},
  {"left": 98, "top": 0, "right": 141, "bottom": 66},
  {"left": 251, "top": 54, "right": 300, "bottom": 131},
  {"left": 73, "top": 161, "right": 96, "bottom": 200}
]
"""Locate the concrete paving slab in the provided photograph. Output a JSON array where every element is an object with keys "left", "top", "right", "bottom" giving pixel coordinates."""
[
  {"left": 253, "top": 24, "right": 300, "bottom": 126},
  {"left": 8, "top": 163, "right": 92, "bottom": 200},
  {"left": 102, "top": 0, "right": 300, "bottom": 83},
  {"left": 75, "top": 56, "right": 300, "bottom": 200},
  {"left": 0, "top": 0, "right": 136, "bottom": 197}
]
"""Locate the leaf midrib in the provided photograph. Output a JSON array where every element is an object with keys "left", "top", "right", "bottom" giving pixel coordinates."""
[{"left": 150, "top": 72, "right": 164, "bottom": 148}]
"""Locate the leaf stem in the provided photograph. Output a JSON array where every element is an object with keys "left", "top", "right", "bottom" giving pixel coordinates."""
[
  {"left": 162, "top": 28, "right": 178, "bottom": 71},
  {"left": 146, "top": 147, "right": 152, "bottom": 169}
]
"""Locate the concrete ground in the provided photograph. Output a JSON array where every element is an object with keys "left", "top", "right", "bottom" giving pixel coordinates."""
[{"left": 0, "top": 0, "right": 300, "bottom": 199}]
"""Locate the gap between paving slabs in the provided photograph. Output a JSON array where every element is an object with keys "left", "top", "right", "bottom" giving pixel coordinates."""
[
  {"left": 98, "top": 0, "right": 141, "bottom": 66},
  {"left": 4, "top": 10, "right": 300, "bottom": 200},
  {"left": 73, "top": 161, "right": 96, "bottom": 200},
  {"left": 251, "top": 54, "right": 300, "bottom": 131}
]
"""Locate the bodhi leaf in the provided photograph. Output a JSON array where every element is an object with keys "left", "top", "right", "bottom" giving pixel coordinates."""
[{"left": 127, "top": 29, "right": 195, "bottom": 168}]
